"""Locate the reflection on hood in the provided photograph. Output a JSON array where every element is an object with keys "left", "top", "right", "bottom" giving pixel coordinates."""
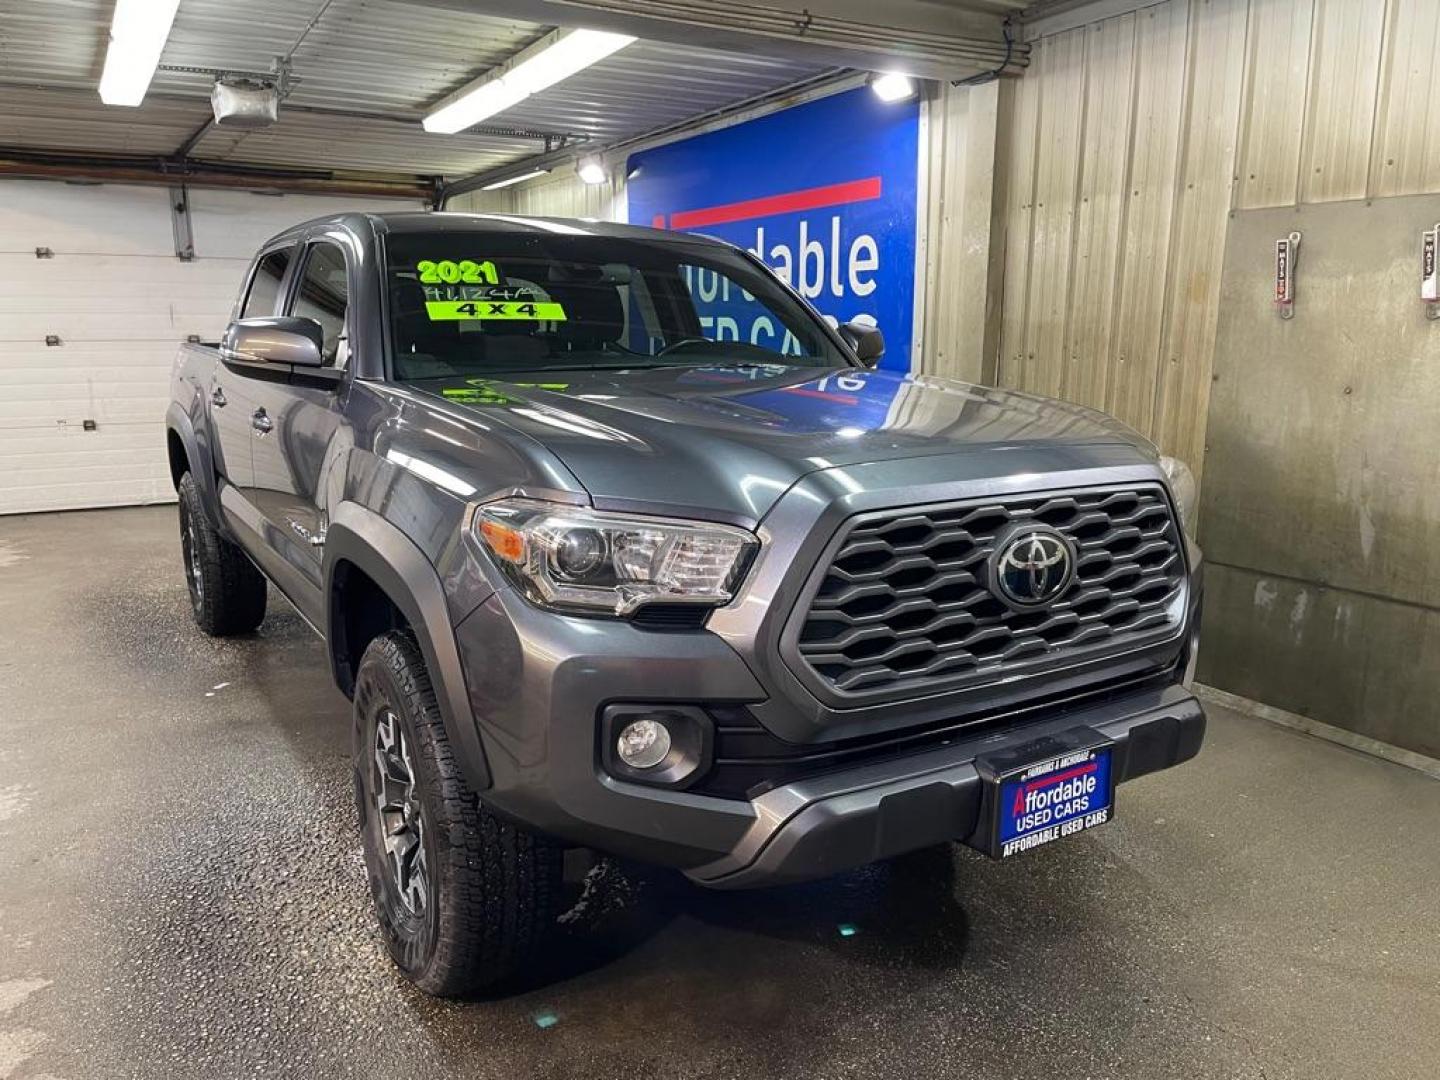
[{"left": 413, "top": 362, "right": 1153, "bottom": 522}]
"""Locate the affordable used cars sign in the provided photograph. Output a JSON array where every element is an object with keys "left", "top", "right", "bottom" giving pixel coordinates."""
[{"left": 626, "top": 87, "right": 920, "bottom": 371}]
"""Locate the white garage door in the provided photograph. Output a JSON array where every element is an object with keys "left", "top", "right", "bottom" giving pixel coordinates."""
[{"left": 0, "top": 179, "right": 420, "bottom": 515}]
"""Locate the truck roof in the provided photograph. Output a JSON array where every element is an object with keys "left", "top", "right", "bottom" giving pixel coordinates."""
[{"left": 265, "top": 210, "right": 727, "bottom": 248}]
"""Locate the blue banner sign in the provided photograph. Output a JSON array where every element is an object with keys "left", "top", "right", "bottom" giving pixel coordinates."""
[{"left": 626, "top": 87, "right": 920, "bottom": 370}]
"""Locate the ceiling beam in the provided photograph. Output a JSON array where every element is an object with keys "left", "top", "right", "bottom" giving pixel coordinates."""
[
  {"left": 0, "top": 148, "right": 435, "bottom": 200},
  {"left": 172, "top": 117, "right": 214, "bottom": 160},
  {"left": 405, "top": 0, "right": 1028, "bottom": 82}
]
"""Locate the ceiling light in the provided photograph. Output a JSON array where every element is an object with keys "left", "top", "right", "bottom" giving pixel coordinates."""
[
  {"left": 481, "top": 168, "right": 551, "bottom": 191},
  {"left": 577, "top": 158, "right": 607, "bottom": 185},
  {"left": 424, "top": 28, "right": 635, "bottom": 135},
  {"left": 99, "top": 0, "right": 182, "bottom": 106},
  {"left": 870, "top": 73, "right": 916, "bottom": 103}
]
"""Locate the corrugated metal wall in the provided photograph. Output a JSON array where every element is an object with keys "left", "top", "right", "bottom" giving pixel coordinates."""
[
  {"left": 917, "top": 81, "right": 1005, "bottom": 385},
  {"left": 999, "top": 0, "right": 1440, "bottom": 476},
  {"left": 447, "top": 170, "right": 628, "bottom": 220}
]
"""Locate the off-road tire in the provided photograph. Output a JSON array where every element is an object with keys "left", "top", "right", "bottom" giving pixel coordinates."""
[
  {"left": 177, "top": 471, "right": 266, "bottom": 636},
  {"left": 353, "top": 630, "right": 563, "bottom": 997}
]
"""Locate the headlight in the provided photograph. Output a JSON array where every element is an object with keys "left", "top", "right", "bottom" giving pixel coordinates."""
[
  {"left": 1159, "top": 456, "right": 1198, "bottom": 537},
  {"left": 474, "top": 499, "right": 757, "bottom": 616}
]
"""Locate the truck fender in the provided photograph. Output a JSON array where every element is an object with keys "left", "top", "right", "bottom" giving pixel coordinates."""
[
  {"left": 165, "top": 401, "right": 224, "bottom": 534},
  {"left": 324, "top": 501, "right": 492, "bottom": 791}
]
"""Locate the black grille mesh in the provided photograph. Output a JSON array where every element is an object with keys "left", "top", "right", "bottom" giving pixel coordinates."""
[{"left": 792, "top": 487, "right": 1186, "bottom": 699}]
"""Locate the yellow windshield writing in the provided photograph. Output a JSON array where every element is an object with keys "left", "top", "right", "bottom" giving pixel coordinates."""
[
  {"left": 416, "top": 259, "right": 499, "bottom": 285},
  {"left": 425, "top": 300, "right": 566, "bottom": 321}
]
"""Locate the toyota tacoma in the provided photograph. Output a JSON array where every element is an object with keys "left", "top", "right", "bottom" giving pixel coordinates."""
[{"left": 165, "top": 212, "right": 1205, "bottom": 996}]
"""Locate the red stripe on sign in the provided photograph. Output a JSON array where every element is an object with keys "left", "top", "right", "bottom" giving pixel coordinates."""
[
  {"left": 781, "top": 386, "right": 860, "bottom": 406},
  {"left": 652, "top": 214, "right": 667, "bottom": 228},
  {"left": 668, "top": 176, "right": 883, "bottom": 230},
  {"left": 1024, "top": 761, "right": 1098, "bottom": 792}
]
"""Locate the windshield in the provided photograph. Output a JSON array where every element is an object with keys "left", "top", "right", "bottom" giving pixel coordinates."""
[{"left": 382, "top": 229, "right": 849, "bottom": 381}]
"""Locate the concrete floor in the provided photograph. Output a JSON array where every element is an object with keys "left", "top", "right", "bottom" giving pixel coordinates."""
[{"left": 0, "top": 505, "right": 1436, "bottom": 1080}]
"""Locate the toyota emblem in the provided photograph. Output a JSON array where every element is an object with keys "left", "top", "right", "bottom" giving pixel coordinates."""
[{"left": 991, "top": 526, "right": 1076, "bottom": 607}]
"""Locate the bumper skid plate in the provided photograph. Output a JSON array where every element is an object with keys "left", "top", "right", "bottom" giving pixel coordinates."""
[{"left": 686, "top": 687, "right": 1204, "bottom": 889}]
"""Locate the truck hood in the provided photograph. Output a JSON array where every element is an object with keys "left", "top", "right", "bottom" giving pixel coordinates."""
[{"left": 414, "top": 363, "right": 1154, "bottom": 524}]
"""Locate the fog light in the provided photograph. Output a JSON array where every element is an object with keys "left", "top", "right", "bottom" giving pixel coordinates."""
[
  {"left": 616, "top": 718, "right": 671, "bottom": 769},
  {"left": 602, "top": 704, "right": 712, "bottom": 789}
]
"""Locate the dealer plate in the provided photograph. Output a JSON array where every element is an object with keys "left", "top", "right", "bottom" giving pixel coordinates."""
[{"left": 995, "top": 745, "right": 1114, "bottom": 858}]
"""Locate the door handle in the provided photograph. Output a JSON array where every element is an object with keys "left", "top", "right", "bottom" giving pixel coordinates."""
[
  {"left": 211, "top": 386, "right": 227, "bottom": 408},
  {"left": 251, "top": 408, "right": 273, "bottom": 435}
]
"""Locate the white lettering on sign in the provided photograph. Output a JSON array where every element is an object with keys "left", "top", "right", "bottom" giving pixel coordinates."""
[
  {"left": 750, "top": 218, "right": 880, "bottom": 300},
  {"left": 849, "top": 234, "right": 878, "bottom": 296},
  {"left": 1423, "top": 228, "right": 1438, "bottom": 302},
  {"left": 1002, "top": 808, "right": 1109, "bottom": 858},
  {"left": 1019, "top": 772, "right": 1098, "bottom": 816}
]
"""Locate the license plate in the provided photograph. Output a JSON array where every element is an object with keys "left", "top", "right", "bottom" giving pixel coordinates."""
[{"left": 996, "top": 745, "right": 1113, "bottom": 858}]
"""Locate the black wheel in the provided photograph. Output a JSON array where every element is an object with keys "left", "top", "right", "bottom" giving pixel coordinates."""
[
  {"left": 177, "top": 471, "right": 266, "bottom": 636},
  {"left": 353, "top": 630, "right": 563, "bottom": 997}
]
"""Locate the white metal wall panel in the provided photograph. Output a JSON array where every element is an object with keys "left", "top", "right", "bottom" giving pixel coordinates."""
[
  {"left": 1107, "top": 0, "right": 1187, "bottom": 436},
  {"left": 1149, "top": 0, "right": 1249, "bottom": 475},
  {"left": 918, "top": 80, "right": 1002, "bottom": 385},
  {"left": 446, "top": 171, "right": 628, "bottom": 221},
  {"left": 0, "top": 181, "right": 177, "bottom": 257},
  {"left": 1297, "top": 0, "right": 1386, "bottom": 204},
  {"left": 1370, "top": 0, "right": 1440, "bottom": 199},
  {"left": 0, "top": 179, "right": 418, "bottom": 516},
  {"left": 1019, "top": 28, "right": 1087, "bottom": 403},
  {"left": 1233, "top": 0, "right": 1312, "bottom": 210},
  {"left": 1062, "top": 13, "right": 1137, "bottom": 412},
  {"left": 998, "top": 51, "right": 1043, "bottom": 392},
  {"left": 996, "top": 0, "right": 1440, "bottom": 480},
  {"left": 513, "top": 173, "right": 628, "bottom": 222}
]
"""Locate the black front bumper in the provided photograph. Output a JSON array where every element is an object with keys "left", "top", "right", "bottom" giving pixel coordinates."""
[{"left": 686, "top": 682, "right": 1204, "bottom": 888}]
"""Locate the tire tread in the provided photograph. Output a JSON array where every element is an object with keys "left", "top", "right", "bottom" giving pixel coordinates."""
[
  {"left": 357, "top": 630, "right": 561, "bottom": 997},
  {"left": 178, "top": 472, "right": 266, "bottom": 636}
]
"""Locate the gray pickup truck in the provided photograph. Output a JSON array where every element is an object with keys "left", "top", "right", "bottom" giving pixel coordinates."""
[{"left": 166, "top": 211, "right": 1205, "bottom": 996}]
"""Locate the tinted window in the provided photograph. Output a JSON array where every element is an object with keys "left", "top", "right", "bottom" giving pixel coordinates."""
[
  {"left": 241, "top": 247, "right": 291, "bottom": 319},
  {"left": 382, "top": 231, "right": 846, "bottom": 382},
  {"left": 291, "top": 243, "right": 350, "bottom": 367},
  {"left": 678, "top": 263, "right": 816, "bottom": 356}
]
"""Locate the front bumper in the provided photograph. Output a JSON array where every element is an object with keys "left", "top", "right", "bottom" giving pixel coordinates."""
[
  {"left": 453, "top": 584, "right": 1204, "bottom": 885},
  {"left": 687, "top": 682, "right": 1203, "bottom": 888}
]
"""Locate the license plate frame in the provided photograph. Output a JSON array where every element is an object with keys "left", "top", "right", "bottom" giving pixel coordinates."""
[{"left": 970, "top": 728, "right": 1116, "bottom": 859}]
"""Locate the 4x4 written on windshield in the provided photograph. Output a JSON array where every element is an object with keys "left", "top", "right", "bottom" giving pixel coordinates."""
[
  {"left": 422, "top": 284, "right": 566, "bottom": 323},
  {"left": 413, "top": 257, "right": 567, "bottom": 321}
]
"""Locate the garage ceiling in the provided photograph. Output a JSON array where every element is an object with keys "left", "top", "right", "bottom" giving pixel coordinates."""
[
  {"left": 0, "top": 0, "right": 1030, "bottom": 196},
  {"left": 0, "top": 0, "right": 846, "bottom": 190}
]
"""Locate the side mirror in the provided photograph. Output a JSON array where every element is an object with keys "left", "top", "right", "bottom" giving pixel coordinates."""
[
  {"left": 839, "top": 316, "right": 884, "bottom": 367},
  {"left": 222, "top": 316, "right": 325, "bottom": 368}
]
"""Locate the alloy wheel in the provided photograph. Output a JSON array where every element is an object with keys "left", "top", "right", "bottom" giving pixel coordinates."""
[
  {"left": 181, "top": 504, "right": 204, "bottom": 611},
  {"left": 372, "top": 709, "right": 429, "bottom": 916}
]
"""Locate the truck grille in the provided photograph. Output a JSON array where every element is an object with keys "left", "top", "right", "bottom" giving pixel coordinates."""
[{"left": 790, "top": 486, "right": 1186, "bottom": 701}]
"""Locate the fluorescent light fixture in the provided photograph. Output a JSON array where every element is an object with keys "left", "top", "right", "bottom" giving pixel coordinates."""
[
  {"left": 481, "top": 168, "right": 551, "bottom": 191},
  {"left": 577, "top": 157, "right": 607, "bottom": 185},
  {"left": 99, "top": 0, "right": 181, "bottom": 106},
  {"left": 425, "top": 28, "right": 635, "bottom": 135},
  {"left": 870, "top": 73, "right": 916, "bottom": 103}
]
